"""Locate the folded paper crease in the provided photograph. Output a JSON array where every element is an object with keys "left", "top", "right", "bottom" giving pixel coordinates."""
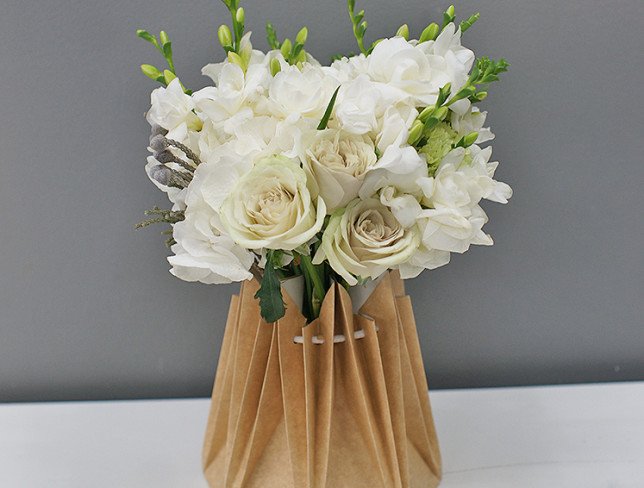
[{"left": 203, "top": 271, "right": 441, "bottom": 487}]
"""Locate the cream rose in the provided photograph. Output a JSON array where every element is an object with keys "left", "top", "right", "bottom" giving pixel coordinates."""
[
  {"left": 313, "top": 198, "right": 420, "bottom": 285},
  {"left": 303, "top": 129, "right": 377, "bottom": 212},
  {"left": 220, "top": 155, "right": 326, "bottom": 250}
]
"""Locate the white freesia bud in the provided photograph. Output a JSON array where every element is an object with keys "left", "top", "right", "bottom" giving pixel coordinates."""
[
  {"left": 303, "top": 129, "right": 377, "bottom": 212},
  {"left": 313, "top": 198, "right": 420, "bottom": 285},
  {"left": 146, "top": 78, "right": 200, "bottom": 131},
  {"left": 220, "top": 155, "right": 326, "bottom": 250}
]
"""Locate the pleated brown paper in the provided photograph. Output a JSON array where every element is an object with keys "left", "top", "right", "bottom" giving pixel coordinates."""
[{"left": 202, "top": 271, "right": 441, "bottom": 488}]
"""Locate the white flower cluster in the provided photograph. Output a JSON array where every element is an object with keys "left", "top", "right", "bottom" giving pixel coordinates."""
[{"left": 145, "top": 25, "right": 511, "bottom": 287}]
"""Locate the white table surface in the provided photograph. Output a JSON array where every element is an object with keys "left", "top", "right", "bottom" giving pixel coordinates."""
[{"left": 1, "top": 382, "right": 642, "bottom": 487}]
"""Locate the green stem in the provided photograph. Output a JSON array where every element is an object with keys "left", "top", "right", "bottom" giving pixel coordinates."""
[{"left": 299, "top": 254, "right": 325, "bottom": 320}]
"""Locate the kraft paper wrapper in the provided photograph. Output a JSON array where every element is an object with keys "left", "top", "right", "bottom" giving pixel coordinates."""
[{"left": 203, "top": 271, "right": 441, "bottom": 488}]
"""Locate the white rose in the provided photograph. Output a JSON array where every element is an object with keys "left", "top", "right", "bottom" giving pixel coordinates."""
[
  {"left": 220, "top": 155, "right": 326, "bottom": 250},
  {"left": 268, "top": 64, "right": 337, "bottom": 121},
  {"left": 168, "top": 205, "right": 254, "bottom": 285},
  {"left": 303, "top": 129, "right": 377, "bottom": 212},
  {"left": 314, "top": 198, "right": 420, "bottom": 285},
  {"left": 146, "top": 78, "right": 201, "bottom": 131}
]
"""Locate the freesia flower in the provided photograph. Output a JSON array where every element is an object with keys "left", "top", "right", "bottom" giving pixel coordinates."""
[
  {"left": 146, "top": 78, "right": 201, "bottom": 131},
  {"left": 168, "top": 203, "right": 254, "bottom": 284}
]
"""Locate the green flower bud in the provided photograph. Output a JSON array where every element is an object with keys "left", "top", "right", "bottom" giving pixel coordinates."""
[
  {"left": 419, "top": 23, "right": 439, "bottom": 43},
  {"left": 433, "top": 106, "right": 449, "bottom": 121},
  {"left": 419, "top": 106, "right": 435, "bottom": 123},
  {"left": 395, "top": 24, "right": 409, "bottom": 40},
  {"left": 437, "top": 83, "right": 452, "bottom": 106},
  {"left": 295, "top": 49, "right": 307, "bottom": 64},
  {"left": 136, "top": 29, "right": 159, "bottom": 47},
  {"left": 407, "top": 120, "right": 424, "bottom": 145},
  {"left": 449, "top": 86, "right": 476, "bottom": 104},
  {"left": 462, "top": 131, "right": 479, "bottom": 147},
  {"left": 280, "top": 38, "right": 292, "bottom": 59},
  {"left": 163, "top": 69, "right": 176, "bottom": 84},
  {"left": 446, "top": 5, "right": 455, "bottom": 18},
  {"left": 270, "top": 57, "right": 281, "bottom": 76},
  {"left": 296, "top": 27, "right": 308, "bottom": 45},
  {"left": 474, "top": 91, "right": 488, "bottom": 101},
  {"left": 159, "top": 30, "right": 170, "bottom": 46},
  {"left": 218, "top": 24, "right": 233, "bottom": 47},
  {"left": 235, "top": 7, "right": 244, "bottom": 24},
  {"left": 141, "top": 64, "right": 162, "bottom": 80},
  {"left": 227, "top": 51, "right": 245, "bottom": 69}
]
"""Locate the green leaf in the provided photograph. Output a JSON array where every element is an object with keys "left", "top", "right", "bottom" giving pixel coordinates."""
[
  {"left": 254, "top": 250, "right": 286, "bottom": 323},
  {"left": 317, "top": 86, "right": 341, "bottom": 130}
]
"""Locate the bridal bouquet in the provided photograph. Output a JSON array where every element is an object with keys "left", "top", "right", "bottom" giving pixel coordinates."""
[{"left": 137, "top": 0, "right": 512, "bottom": 323}]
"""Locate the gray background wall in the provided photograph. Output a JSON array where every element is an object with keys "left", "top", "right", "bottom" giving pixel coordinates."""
[{"left": 1, "top": 0, "right": 642, "bottom": 403}]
